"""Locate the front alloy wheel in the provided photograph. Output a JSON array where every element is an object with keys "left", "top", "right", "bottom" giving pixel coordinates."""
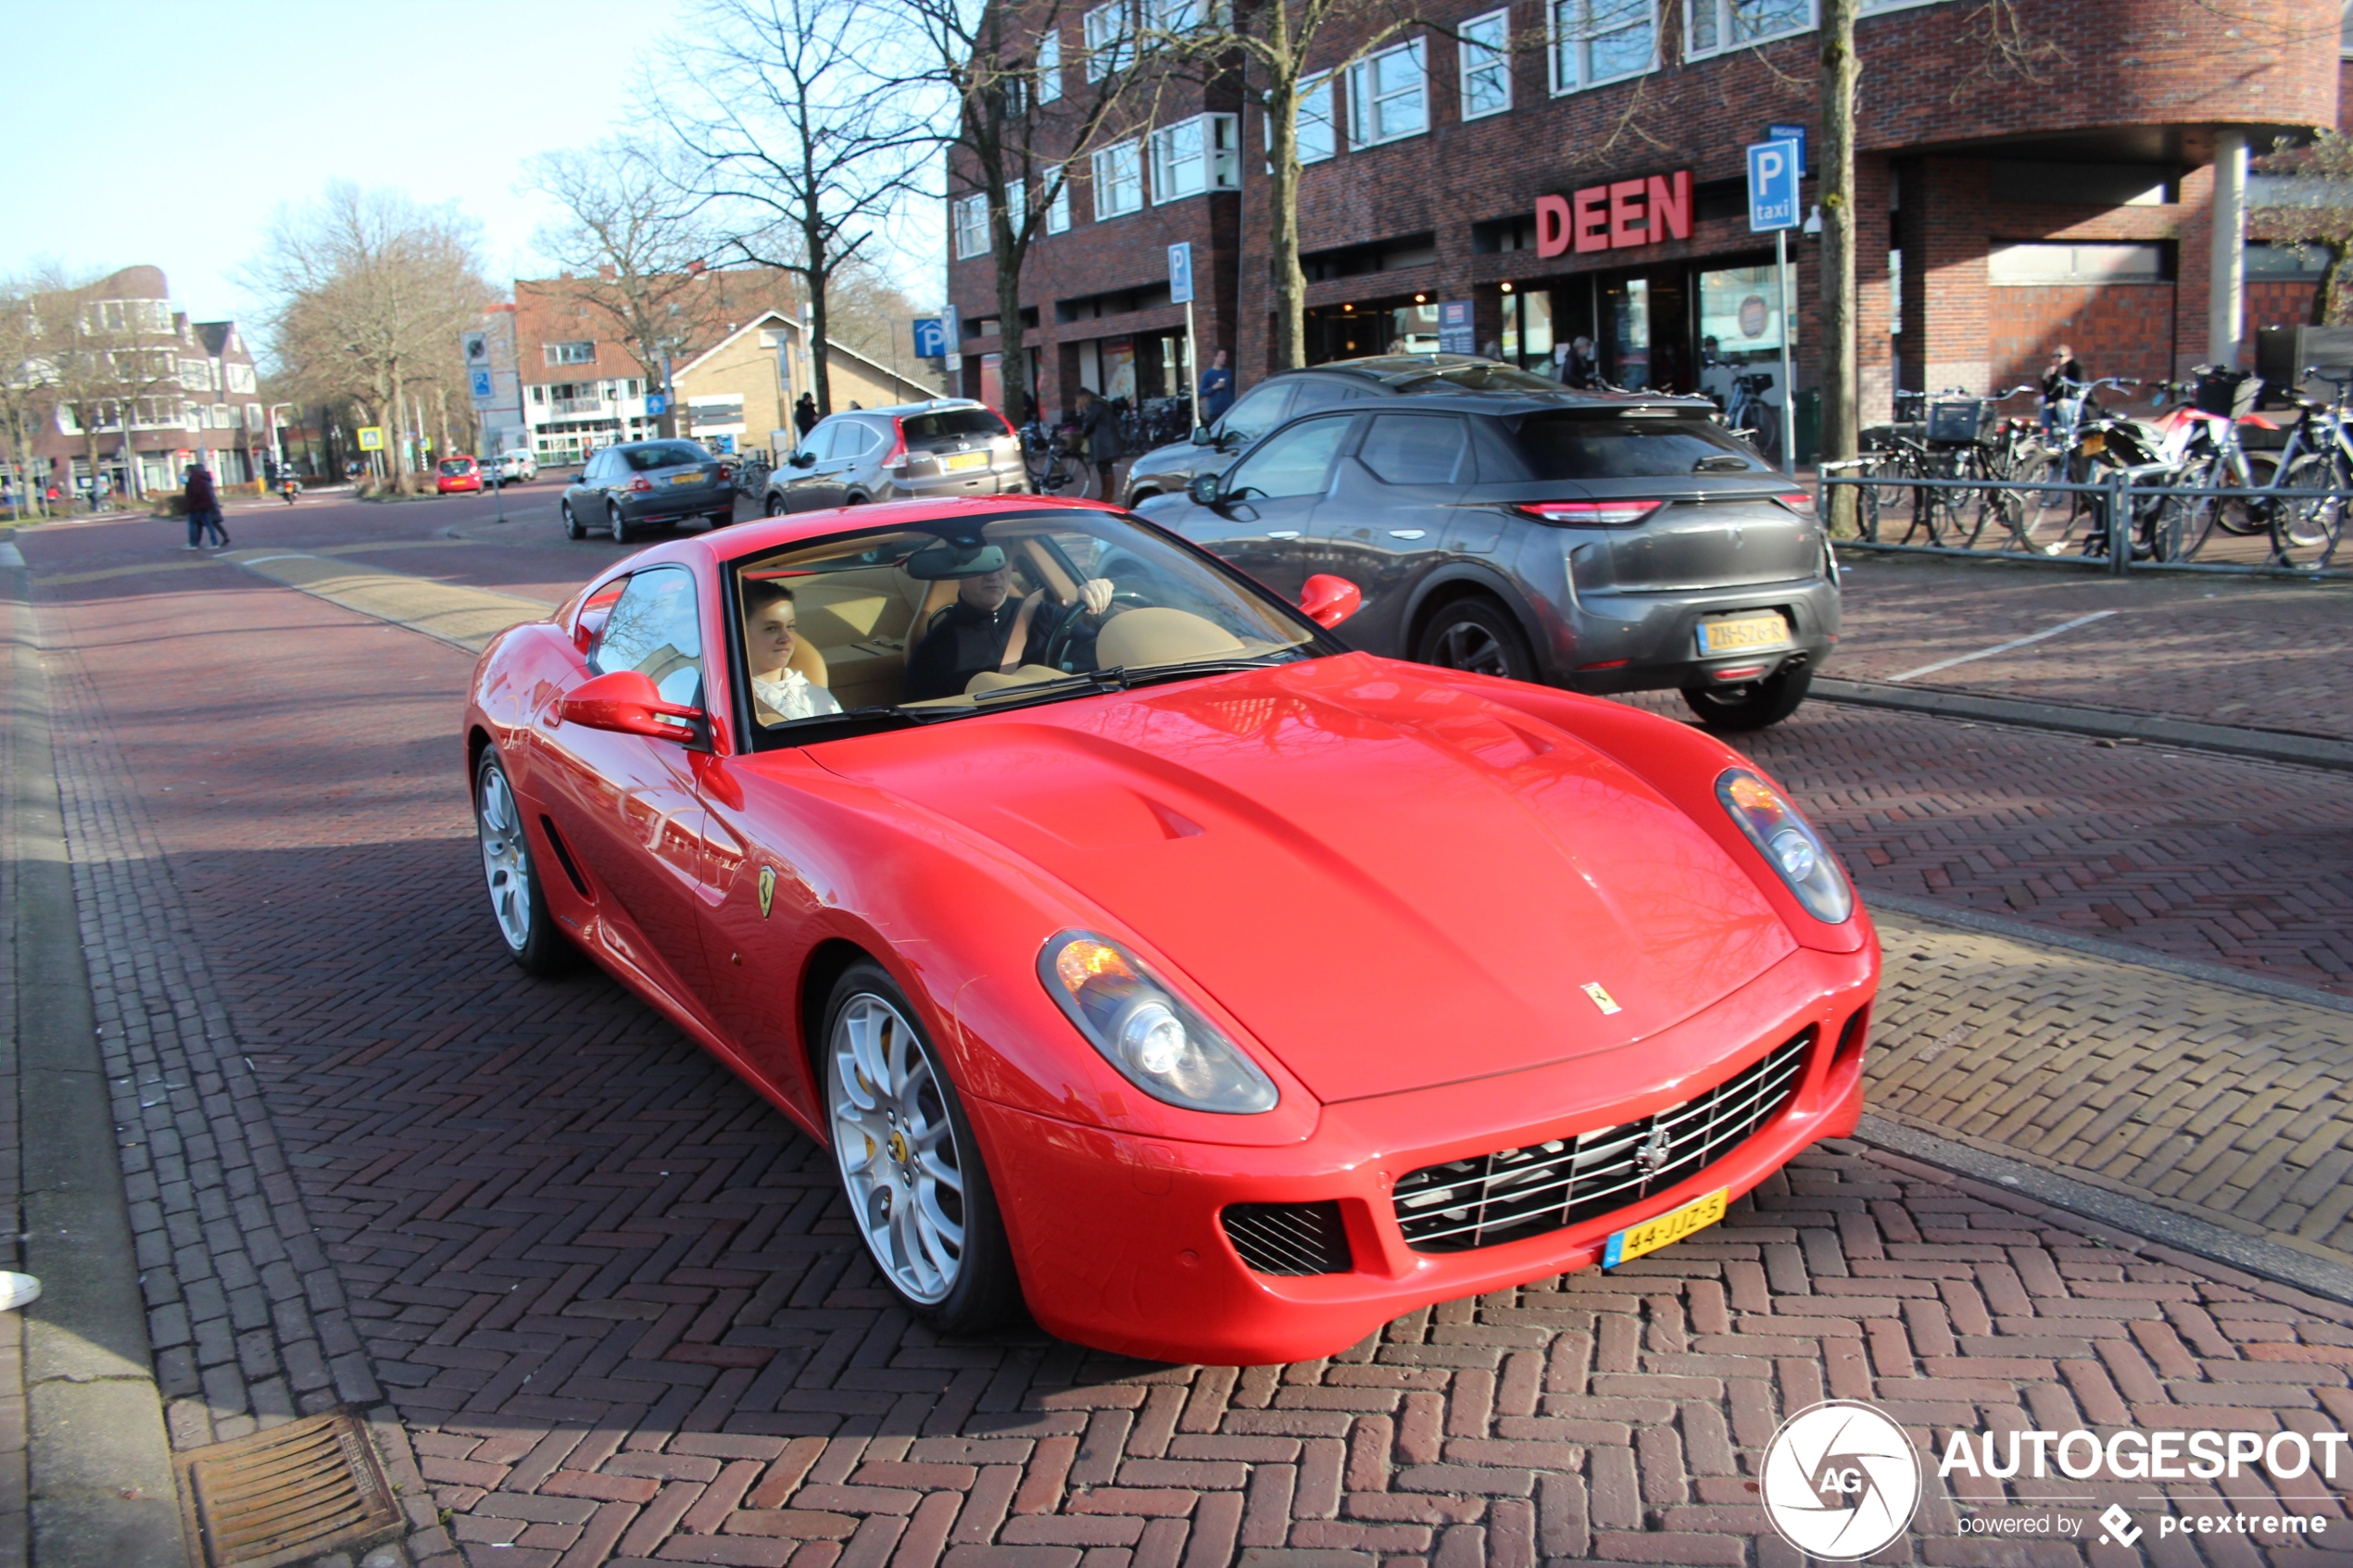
[
  {"left": 824, "top": 965, "right": 1018, "bottom": 1330},
  {"left": 474, "top": 749, "right": 570, "bottom": 974}
]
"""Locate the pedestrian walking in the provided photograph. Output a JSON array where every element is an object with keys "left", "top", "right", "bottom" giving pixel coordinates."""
[
  {"left": 1198, "top": 348, "right": 1234, "bottom": 426},
  {"left": 2040, "top": 343, "right": 2083, "bottom": 436},
  {"left": 182, "top": 463, "right": 230, "bottom": 549},
  {"left": 1556, "top": 335, "right": 1602, "bottom": 389},
  {"left": 793, "top": 394, "right": 818, "bottom": 438},
  {"left": 1076, "top": 387, "right": 1123, "bottom": 501}
]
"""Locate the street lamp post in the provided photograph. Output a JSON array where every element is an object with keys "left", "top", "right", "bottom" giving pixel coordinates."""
[{"left": 267, "top": 403, "right": 296, "bottom": 477}]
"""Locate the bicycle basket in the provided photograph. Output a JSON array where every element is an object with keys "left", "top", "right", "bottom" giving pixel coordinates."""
[
  {"left": 1927, "top": 399, "right": 1986, "bottom": 445},
  {"left": 2193, "top": 368, "right": 2260, "bottom": 418}
]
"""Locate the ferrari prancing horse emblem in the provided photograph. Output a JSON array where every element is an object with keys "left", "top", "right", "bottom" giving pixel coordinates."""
[
  {"left": 1582, "top": 982, "right": 1621, "bottom": 1015},
  {"left": 758, "top": 865, "right": 777, "bottom": 919}
]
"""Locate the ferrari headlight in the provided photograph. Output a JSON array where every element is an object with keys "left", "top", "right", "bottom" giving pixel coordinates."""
[
  {"left": 1717, "top": 769, "right": 1853, "bottom": 924},
  {"left": 1039, "top": 933, "right": 1278, "bottom": 1113}
]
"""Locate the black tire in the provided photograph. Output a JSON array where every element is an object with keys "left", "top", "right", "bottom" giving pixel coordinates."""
[
  {"left": 473, "top": 748, "right": 573, "bottom": 976},
  {"left": 764, "top": 491, "right": 787, "bottom": 518},
  {"left": 822, "top": 962, "right": 1022, "bottom": 1335},
  {"left": 561, "top": 501, "right": 585, "bottom": 540},
  {"left": 1416, "top": 596, "right": 1535, "bottom": 682},
  {"left": 708, "top": 509, "right": 733, "bottom": 529},
  {"left": 1681, "top": 663, "right": 1813, "bottom": 731},
  {"left": 609, "top": 503, "right": 631, "bottom": 545}
]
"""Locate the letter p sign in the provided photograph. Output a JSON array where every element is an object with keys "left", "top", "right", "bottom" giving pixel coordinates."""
[{"left": 1747, "top": 138, "right": 1801, "bottom": 232}]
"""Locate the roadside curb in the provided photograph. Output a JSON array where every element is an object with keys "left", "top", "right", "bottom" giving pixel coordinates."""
[
  {"left": 1811, "top": 674, "right": 2353, "bottom": 772},
  {"left": 3, "top": 562, "right": 188, "bottom": 1562},
  {"left": 1854, "top": 1113, "right": 2353, "bottom": 1310}
]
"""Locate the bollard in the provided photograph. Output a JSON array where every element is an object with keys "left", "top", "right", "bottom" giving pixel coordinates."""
[{"left": 2108, "top": 471, "right": 2131, "bottom": 576}]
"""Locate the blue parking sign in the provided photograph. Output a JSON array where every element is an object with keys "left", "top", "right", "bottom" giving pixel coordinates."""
[
  {"left": 1747, "top": 138, "right": 1802, "bottom": 232},
  {"left": 1168, "top": 243, "right": 1194, "bottom": 305},
  {"left": 912, "top": 317, "right": 947, "bottom": 358}
]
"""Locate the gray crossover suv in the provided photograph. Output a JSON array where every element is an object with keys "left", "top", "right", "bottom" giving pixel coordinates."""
[
  {"left": 561, "top": 440, "right": 737, "bottom": 544},
  {"left": 764, "top": 400, "right": 1025, "bottom": 513},
  {"left": 1137, "top": 390, "right": 1837, "bottom": 728},
  {"left": 1121, "top": 353, "right": 1570, "bottom": 508}
]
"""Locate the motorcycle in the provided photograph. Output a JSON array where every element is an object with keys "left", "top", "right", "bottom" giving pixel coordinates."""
[{"left": 278, "top": 474, "right": 302, "bottom": 505}]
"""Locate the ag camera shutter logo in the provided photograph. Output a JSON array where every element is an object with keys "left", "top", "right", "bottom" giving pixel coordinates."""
[{"left": 1762, "top": 1399, "right": 1921, "bottom": 1559}]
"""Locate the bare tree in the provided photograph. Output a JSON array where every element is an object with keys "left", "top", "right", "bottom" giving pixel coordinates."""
[
  {"left": 2255, "top": 129, "right": 2353, "bottom": 327},
  {"left": 0, "top": 273, "right": 55, "bottom": 516},
  {"left": 522, "top": 138, "right": 730, "bottom": 433},
  {"left": 660, "top": 0, "right": 924, "bottom": 417},
  {"left": 243, "top": 183, "right": 492, "bottom": 483},
  {"left": 1817, "top": 0, "right": 1860, "bottom": 532}
]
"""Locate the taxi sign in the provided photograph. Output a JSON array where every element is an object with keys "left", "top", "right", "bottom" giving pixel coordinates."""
[{"left": 1746, "top": 138, "right": 1802, "bottom": 232}]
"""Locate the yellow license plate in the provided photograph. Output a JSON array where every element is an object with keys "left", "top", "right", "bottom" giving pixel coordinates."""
[
  {"left": 669, "top": 472, "right": 705, "bottom": 485},
  {"left": 2079, "top": 432, "right": 2105, "bottom": 456},
  {"left": 1695, "top": 612, "right": 1791, "bottom": 656},
  {"left": 1604, "top": 1187, "right": 1728, "bottom": 1267},
  {"left": 940, "top": 450, "right": 988, "bottom": 472}
]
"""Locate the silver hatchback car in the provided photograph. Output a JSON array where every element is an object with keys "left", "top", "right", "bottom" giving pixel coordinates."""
[{"left": 763, "top": 400, "right": 1026, "bottom": 513}]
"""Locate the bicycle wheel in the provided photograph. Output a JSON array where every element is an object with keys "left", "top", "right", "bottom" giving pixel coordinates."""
[
  {"left": 2210, "top": 450, "right": 2275, "bottom": 536},
  {"left": 2276, "top": 452, "right": 2347, "bottom": 568}
]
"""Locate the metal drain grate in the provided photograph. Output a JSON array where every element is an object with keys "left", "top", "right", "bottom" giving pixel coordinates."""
[{"left": 176, "top": 1411, "right": 402, "bottom": 1568}]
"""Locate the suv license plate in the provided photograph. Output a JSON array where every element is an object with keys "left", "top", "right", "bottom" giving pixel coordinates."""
[
  {"left": 1604, "top": 1187, "right": 1728, "bottom": 1267},
  {"left": 940, "top": 451, "right": 988, "bottom": 473},
  {"left": 1696, "top": 612, "right": 1792, "bottom": 657}
]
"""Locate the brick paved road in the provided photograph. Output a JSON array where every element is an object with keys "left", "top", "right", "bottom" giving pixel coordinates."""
[{"left": 17, "top": 512, "right": 2353, "bottom": 1566}]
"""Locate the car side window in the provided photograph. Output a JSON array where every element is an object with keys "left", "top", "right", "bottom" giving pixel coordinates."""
[
  {"left": 1225, "top": 416, "right": 1353, "bottom": 501},
  {"left": 1218, "top": 384, "right": 1292, "bottom": 447},
  {"left": 815, "top": 423, "right": 851, "bottom": 461},
  {"left": 1358, "top": 414, "right": 1469, "bottom": 485},
  {"left": 588, "top": 565, "right": 704, "bottom": 709},
  {"left": 1287, "top": 381, "right": 1365, "bottom": 418},
  {"left": 839, "top": 422, "right": 880, "bottom": 458}
]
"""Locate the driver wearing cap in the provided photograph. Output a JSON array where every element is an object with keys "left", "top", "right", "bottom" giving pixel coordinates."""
[{"left": 903, "top": 556, "right": 1115, "bottom": 702}]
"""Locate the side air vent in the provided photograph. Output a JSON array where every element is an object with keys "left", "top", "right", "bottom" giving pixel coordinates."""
[{"left": 1222, "top": 1200, "right": 1353, "bottom": 1275}]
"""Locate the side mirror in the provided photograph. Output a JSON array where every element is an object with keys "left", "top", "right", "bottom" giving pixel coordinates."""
[
  {"left": 1300, "top": 573, "right": 1362, "bottom": 630},
  {"left": 1189, "top": 426, "right": 1215, "bottom": 446},
  {"left": 1186, "top": 471, "right": 1222, "bottom": 507},
  {"left": 557, "top": 668, "right": 703, "bottom": 741},
  {"left": 790, "top": 450, "right": 817, "bottom": 468}
]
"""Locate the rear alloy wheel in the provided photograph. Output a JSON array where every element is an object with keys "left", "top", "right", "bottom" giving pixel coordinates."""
[
  {"left": 560, "top": 501, "right": 585, "bottom": 540},
  {"left": 1681, "top": 663, "right": 1813, "bottom": 731},
  {"left": 824, "top": 963, "right": 1020, "bottom": 1332},
  {"left": 1416, "top": 596, "right": 1535, "bottom": 682},
  {"left": 609, "top": 503, "right": 632, "bottom": 545},
  {"left": 474, "top": 748, "right": 572, "bottom": 975}
]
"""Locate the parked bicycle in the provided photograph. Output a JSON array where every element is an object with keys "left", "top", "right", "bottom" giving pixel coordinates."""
[{"left": 1020, "top": 419, "right": 1088, "bottom": 497}]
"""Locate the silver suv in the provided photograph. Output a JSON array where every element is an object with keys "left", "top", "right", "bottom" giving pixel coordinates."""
[{"left": 763, "top": 400, "right": 1025, "bottom": 513}]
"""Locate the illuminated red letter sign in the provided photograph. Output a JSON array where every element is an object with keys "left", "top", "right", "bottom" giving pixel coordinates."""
[
  {"left": 1608, "top": 179, "right": 1648, "bottom": 247},
  {"left": 1572, "top": 185, "right": 1611, "bottom": 253},
  {"left": 1532, "top": 169, "right": 1694, "bottom": 257},
  {"left": 1535, "top": 194, "right": 1572, "bottom": 258},
  {"left": 1647, "top": 170, "right": 1692, "bottom": 241}
]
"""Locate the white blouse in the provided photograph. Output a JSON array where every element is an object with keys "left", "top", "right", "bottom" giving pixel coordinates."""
[{"left": 751, "top": 668, "right": 844, "bottom": 721}]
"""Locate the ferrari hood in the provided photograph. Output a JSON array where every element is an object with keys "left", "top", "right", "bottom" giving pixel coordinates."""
[{"left": 812, "top": 655, "right": 1796, "bottom": 1103}]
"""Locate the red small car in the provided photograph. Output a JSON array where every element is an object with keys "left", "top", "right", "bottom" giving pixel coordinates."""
[
  {"left": 436, "top": 457, "right": 483, "bottom": 495},
  {"left": 461, "top": 497, "right": 1878, "bottom": 1363}
]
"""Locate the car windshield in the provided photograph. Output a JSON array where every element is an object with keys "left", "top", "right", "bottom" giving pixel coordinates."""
[
  {"left": 900, "top": 408, "right": 1005, "bottom": 441},
  {"left": 1511, "top": 411, "right": 1770, "bottom": 478},
  {"left": 730, "top": 508, "right": 1324, "bottom": 740},
  {"left": 623, "top": 443, "right": 710, "bottom": 471}
]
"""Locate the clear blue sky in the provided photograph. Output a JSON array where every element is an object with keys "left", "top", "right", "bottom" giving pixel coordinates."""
[{"left": 0, "top": 0, "right": 938, "bottom": 329}]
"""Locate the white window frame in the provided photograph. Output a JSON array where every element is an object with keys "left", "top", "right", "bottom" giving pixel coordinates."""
[
  {"left": 1347, "top": 39, "right": 1428, "bottom": 149},
  {"left": 1084, "top": 1, "right": 1133, "bottom": 80},
  {"left": 1149, "top": 114, "right": 1239, "bottom": 203},
  {"left": 1458, "top": 8, "right": 1512, "bottom": 119},
  {"left": 1548, "top": 0, "right": 1658, "bottom": 93},
  {"left": 545, "top": 341, "right": 596, "bottom": 366},
  {"left": 1289, "top": 72, "right": 1337, "bottom": 164},
  {"left": 1143, "top": 0, "right": 1209, "bottom": 34},
  {"left": 1092, "top": 138, "right": 1144, "bottom": 220},
  {"left": 180, "top": 358, "right": 214, "bottom": 391},
  {"left": 954, "top": 193, "right": 990, "bottom": 258},
  {"left": 1683, "top": 0, "right": 1814, "bottom": 60},
  {"left": 1045, "top": 169, "right": 1073, "bottom": 232},
  {"left": 1038, "top": 30, "right": 1063, "bottom": 100},
  {"left": 1007, "top": 179, "right": 1027, "bottom": 236}
]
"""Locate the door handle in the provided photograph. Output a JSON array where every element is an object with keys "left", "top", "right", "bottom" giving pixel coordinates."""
[
  {"left": 1267, "top": 530, "right": 1300, "bottom": 539},
  {"left": 1388, "top": 529, "right": 1428, "bottom": 541}
]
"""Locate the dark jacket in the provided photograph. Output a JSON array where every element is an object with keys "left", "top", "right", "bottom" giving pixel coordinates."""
[
  {"left": 183, "top": 468, "right": 217, "bottom": 512},
  {"left": 793, "top": 398, "right": 819, "bottom": 436},
  {"left": 1198, "top": 366, "right": 1234, "bottom": 423},
  {"left": 903, "top": 597, "right": 1025, "bottom": 702},
  {"left": 2041, "top": 359, "right": 2082, "bottom": 404},
  {"left": 1077, "top": 397, "right": 1122, "bottom": 462}
]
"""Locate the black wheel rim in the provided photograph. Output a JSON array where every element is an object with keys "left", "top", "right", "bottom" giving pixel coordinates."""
[{"left": 1433, "top": 619, "right": 1507, "bottom": 676}]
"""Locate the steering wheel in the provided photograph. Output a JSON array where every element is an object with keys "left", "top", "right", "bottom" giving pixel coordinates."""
[{"left": 1036, "top": 591, "right": 1140, "bottom": 671}]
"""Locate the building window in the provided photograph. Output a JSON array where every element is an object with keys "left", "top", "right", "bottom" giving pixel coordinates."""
[
  {"left": 1296, "top": 73, "right": 1336, "bottom": 163},
  {"left": 1084, "top": 2, "right": 1133, "bottom": 80},
  {"left": 530, "top": 384, "right": 547, "bottom": 405},
  {"left": 1987, "top": 243, "right": 2169, "bottom": 285},
  {"left": 955, "top": 193, "right": 990, "bottom": 257},
  {"left": 1151, "top": 114, "right": 1239, "bottom": 201},
  {"left": 1093, "top": 139, "right": 1144, "bottom": 219},
  {"left": 180, "top": 358, "right": 214, "bottom": 391},
  {"left": 1143, "top": 0, "right": 1213, "bottom": 32},
  {"left": 1046, "top": 169, "right": 1072, "bottom": 232},
  {"left": 1348, "top": 40, "right": 1427, "bottom": 148},
  {"left": 1459, "top": 8, "right": 1511, "bottom": 119},
  {"left": 545, "top": 341, "right": 596, "bottom": 365},
  {"left": 1008, "top": 179, "right": 1026, "bottom": 234},
  {"left": 1550, "top": 0, "right": 1655, "bottom": 91},
  {"left": 226, "top": 362, "right": 257, "bottom": 394},
  {"left": 1686, "top": 0, "right": 1812, "bottom": 57},
  {"left": 1038, "top": 31, "right": 1063, "bottom": 100}
]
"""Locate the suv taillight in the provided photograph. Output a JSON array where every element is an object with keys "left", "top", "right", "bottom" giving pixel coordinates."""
[
  {"left": 1775, "top": 492, "right": 1815, "bottom": 512},
  {"left": 882, "top": 418, "right": 911, "bottom": 475},
  {"left": 1515, "top": 500, "right": 1665, "bottom": 526}
]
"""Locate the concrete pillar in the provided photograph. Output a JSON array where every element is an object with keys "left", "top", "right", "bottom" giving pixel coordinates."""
[{"left": 2209, "top": 128, "right": 2248, "bottom": 368}]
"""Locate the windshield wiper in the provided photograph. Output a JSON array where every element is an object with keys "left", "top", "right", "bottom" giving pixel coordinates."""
[
  {"left": 971, "top": 670, "right": 1129, "bottom": 703},
  {"left": 1116, "top": 654, "right": 1303, "bottom": 688}
]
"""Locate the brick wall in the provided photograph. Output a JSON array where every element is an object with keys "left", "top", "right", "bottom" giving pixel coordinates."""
[{"left": 1988, "top": 282, "right": 2178, "bottom": 393}]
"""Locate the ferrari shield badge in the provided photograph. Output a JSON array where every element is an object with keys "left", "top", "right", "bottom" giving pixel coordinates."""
[
  {"left": 757, "top": 865, "right": 777, "bottom": 920},
  {"left": 1582, "top": 982, "right": 1622, "bottom": 1016}
]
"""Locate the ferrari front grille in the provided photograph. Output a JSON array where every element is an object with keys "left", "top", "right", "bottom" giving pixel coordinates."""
[
  {"left": 1391, "top": 1028, "right": 1815, "bottom": 1254},
  {"left": 1222, "top": 1200, "right": 1353, "bottom": 1275}
]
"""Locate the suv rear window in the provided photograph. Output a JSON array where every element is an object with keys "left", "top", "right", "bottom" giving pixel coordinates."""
[
  {"left": 900, "top": 408, "right": 1006, "bottom": 441},
  {"left": 1511, "top": 412, "right": 1769, "bottom": 478},
  {"left": 623, "top": 442, "right": 711, "bottom": 470}
]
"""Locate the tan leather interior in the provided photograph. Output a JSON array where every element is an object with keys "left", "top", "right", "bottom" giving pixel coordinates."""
[
  {"left": 1095, "top": 608, "right": 1244, "bottom": 668},
  {"left": 786, "top": 637, "right": 828, "bottom": 687},
  {"left": 963, "top": 664, "right": 1066, "bottom": 697}
]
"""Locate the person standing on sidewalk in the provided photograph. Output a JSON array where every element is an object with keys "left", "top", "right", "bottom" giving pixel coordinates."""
[
  {"left": 182, "top": 463, "right": 229, "bottom": 549},
  {"left": 793, "top": 394, "right": 818, "bottom": 440},
  {"left": 1198, "top": 349, "right": 1234, "bottom": 427},
  {"left": 1076, "top": 387, "right": 1124, "bottom": 502}
]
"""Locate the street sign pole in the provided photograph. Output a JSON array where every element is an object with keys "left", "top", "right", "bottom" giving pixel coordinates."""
[
  {"left": 1746, "top": 136, "right": 1804, "bottom": 473},
  {"left": 1778, "top": 227, "right": 1793, "bottom": 472}
]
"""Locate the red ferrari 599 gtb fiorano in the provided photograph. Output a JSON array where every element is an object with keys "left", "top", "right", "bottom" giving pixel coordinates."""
[{"left": 464, "top": 496, "right": 1876, "bottom": 1364}]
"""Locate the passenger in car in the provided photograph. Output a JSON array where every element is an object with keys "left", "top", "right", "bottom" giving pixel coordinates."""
[
  {"left": 903, "top": 558, "right": 1115, "bottom": 701},
  {"left": 742, "top": 579, "right": 844, "bottom": 721}
]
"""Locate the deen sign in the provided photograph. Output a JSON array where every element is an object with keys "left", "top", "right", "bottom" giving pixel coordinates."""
[{"left": 1534, "top": 170, "right": 1693, "bottom": 257}]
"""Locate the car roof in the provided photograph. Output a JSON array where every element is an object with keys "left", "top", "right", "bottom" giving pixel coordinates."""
[
  {"left": 821, "top": 398, "right": 995, "bottom": 420},
  {"left": 1284, "top": 387, "right": 1721, "bottom": 419}
]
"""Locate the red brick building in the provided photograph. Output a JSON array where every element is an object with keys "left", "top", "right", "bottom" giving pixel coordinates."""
[{"left": 950, "top": 0, "right": 2345, "bottom": 431}]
